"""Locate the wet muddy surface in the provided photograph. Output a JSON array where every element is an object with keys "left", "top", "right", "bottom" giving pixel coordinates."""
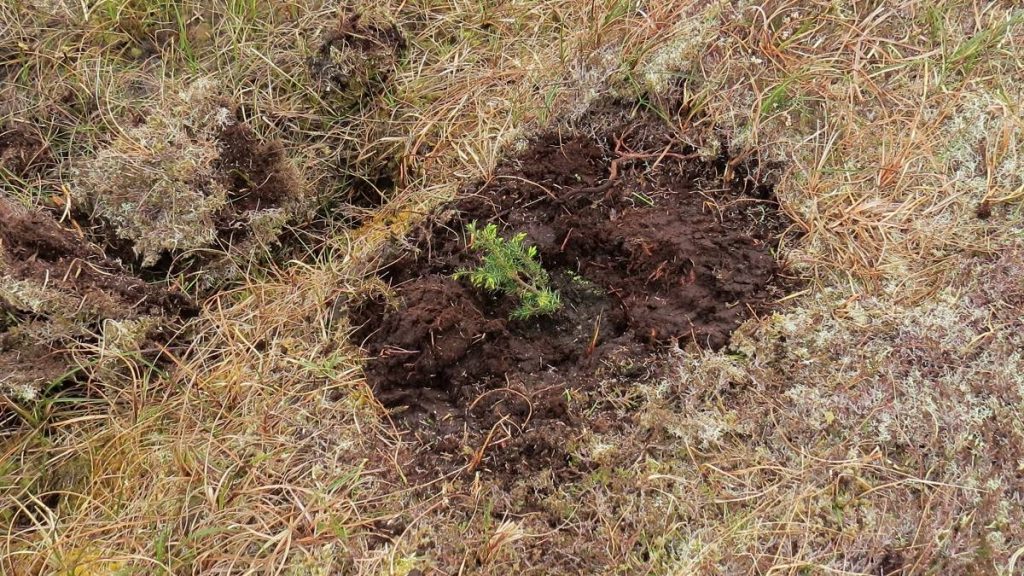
[{"left": 353, "top": 99, "right": 794, "bottom": 479}]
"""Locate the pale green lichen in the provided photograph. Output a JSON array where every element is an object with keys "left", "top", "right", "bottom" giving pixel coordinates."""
[
  {"left": 940, "top": 91, "right": 1023, "bottom": 199},
  {"left": 1, "top": 276, "right": 78, "bottom": 318},
  {"left": 246, "top": 208, "right": 293, "bottom": 246},
  {"left": 72, "top": 79, "right": 231, "bottom": 266},
  {"left": 641, "top": 5, "right": 722, "bottom": 93},
  {"left": 596, "top": 243, "right": 1024, "bottom": 571}
]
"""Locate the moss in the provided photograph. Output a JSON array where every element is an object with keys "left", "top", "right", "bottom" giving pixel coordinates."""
[
  {"left": 1, "top": 276, "right": 77, "bottom": 317},
  {"left": 641, "top": 6, "right": 723, "bottom": 94},
  {"left": 72, "top": 77, "right": 306, "bottom": 270},
  {"left": 72, "top": 79, "right": 230, "bottom": 266}
]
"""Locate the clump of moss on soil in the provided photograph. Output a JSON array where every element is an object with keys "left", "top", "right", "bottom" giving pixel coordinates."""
[
  {"left": 72, "top": 79, "right": 304, "bottom": 270},
  {"left": 308, "top": 9, "right": 406, "bottom": 104},
  {"left": 0, "top": 197, "right": 195, "bottom": 397}
]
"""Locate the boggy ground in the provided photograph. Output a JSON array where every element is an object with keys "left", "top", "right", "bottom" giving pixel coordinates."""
[
  {"left": 5, "top": 1, "right": 1023, "bottom": 573},
  {"left": 353, "top": 100, "right": 794, "bottom": 479}
]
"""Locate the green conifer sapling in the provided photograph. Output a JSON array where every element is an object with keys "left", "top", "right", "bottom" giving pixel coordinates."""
[{"left": 455, "top": 222, "right": 562, "bottom": 320}]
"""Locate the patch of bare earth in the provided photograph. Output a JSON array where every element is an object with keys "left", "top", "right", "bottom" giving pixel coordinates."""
[
  {"left": 353, "top": 98, "right": 796, "bottom": 492},
  {"left": 2, "top": 84, "right": 306, "bottom": 396},
  {"left": 0, "top": 123, "right": 51, "bottom": 180}
]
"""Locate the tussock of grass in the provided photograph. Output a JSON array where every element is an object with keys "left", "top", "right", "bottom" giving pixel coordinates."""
[{"left": 2, "top": 0, "right": 1024, "bottom": 574}]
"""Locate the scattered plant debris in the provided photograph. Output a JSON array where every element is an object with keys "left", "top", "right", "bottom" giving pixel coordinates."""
[{"left": 309, "top": 11, "right": 406, "bottom": 103}]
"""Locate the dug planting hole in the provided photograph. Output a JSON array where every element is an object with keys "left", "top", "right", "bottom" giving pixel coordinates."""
[{"left": 352, "top": 98, "right": 796, "bottom": 477}]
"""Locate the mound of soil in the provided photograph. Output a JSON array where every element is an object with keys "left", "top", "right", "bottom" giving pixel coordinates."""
[
  {"left": 203, "top": 118, "right": 305, "bottom": 266},
  {"left": 309, "top": 11, "right": 406, "bottom": 99},
  {"left": 80, "top": 107, "right": 305, "bottom": 278},
  {"left": 353, "top": 100, "right": 794, "bottom": 478},
  {"left": 217, "top": 122, "right": 299, "bottom": 213},
  {"left": 1, "top": 96, "right": 306, "bottom": 395},
  {"left": 0, "top": 197, "right": 195, "bottom": 390},
  {"left": 307, "top": 11, "right": 408, "bottom": 223},
  {"left": 0, "top": 201, "right": 195, "bottom": 316}
]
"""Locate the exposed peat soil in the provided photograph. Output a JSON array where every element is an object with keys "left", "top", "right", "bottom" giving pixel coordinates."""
[
  {"left": 2, "top": 21, "right": 412, "bottom": 393},
  {"left": 0, "top": 124, "right": 51, "bottom": 180},
  {"left": 353, "top": 100, "right": 795, "bottom": 481},
  {"left": 0, "top": 198, "right": 196, "bottom": 390},
  {"left": 309, "top": 11, "right": 406, "bottom": 99},
  {"left": 0, "top": 113, "right": 302, "bottom": 393}
]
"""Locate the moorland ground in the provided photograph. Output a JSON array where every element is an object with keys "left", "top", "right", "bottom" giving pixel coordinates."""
[{"left": 2, "top": 1, "right": 1023, "bottom": 574}]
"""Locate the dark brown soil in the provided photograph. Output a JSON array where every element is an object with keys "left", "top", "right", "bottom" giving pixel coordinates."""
[
  {"left": 976, "top": 200, "right": 992, "bottom": 220},
  {"left": 217, "top": 122, "right": 299, "bottom": 212},
  {"left": 0, "top": 199, "right": 194, "bottom": 315},
  {"left": 81, "top": 110, "right": 305, "bottom": 277},
  {"left": 352, "top": 99, "right": 794, "bottom": 479},
  {"left": 0, "top": 124, "right": 52, "bottom": 179},
  {"left": 305, "top": 12, "right": 407, "bottom": 225},
  {"left": 205, "top": 117, "right": 305, "bottom": 266},
  {"left": 1, "top": 104, "right": 304, "bottom": 393},
  {"left": 0, "top": 197, "right": 196, "bottom": 389}
]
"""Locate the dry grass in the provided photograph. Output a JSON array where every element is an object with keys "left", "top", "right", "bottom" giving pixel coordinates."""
[{"left": 2, "top": 0, "right": 1023, "bottom": 574}]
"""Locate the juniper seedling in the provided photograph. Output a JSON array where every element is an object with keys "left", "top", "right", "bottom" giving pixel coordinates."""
[{"left": 455, "top": 222, "right": 562, "bottom": 320}]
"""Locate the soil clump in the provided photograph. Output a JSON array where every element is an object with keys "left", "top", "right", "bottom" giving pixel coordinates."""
[
  {"left": 0, "top": 124, "right": 52, "bottom": 179},
  {"left": 0, "top": 198, "right": 195, "bottom": 392}
]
